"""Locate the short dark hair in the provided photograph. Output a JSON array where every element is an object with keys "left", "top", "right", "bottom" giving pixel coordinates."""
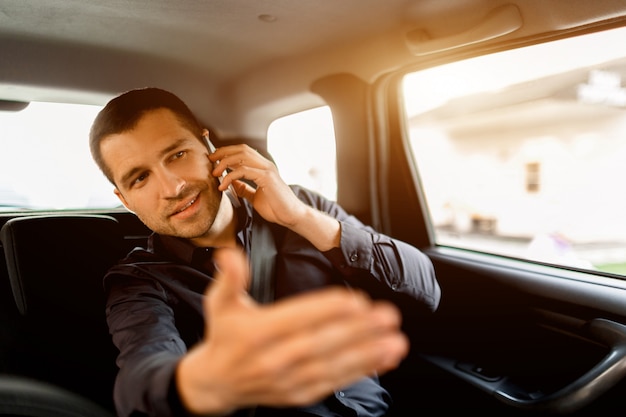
[{"left": 89, "top": 87, "right": 204, "bottom": 184}]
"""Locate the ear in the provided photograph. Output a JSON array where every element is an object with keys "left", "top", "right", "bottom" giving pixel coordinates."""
[
  {"left": 200, "top": 129, "right": 212, "bottom": 154},
  {"left": 114, "top": 188, "right": 133, "bottom": 213}
]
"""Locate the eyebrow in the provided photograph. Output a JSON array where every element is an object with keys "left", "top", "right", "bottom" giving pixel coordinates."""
[{"left": 118, "top": 138, "right": 189, "bottom": 188}]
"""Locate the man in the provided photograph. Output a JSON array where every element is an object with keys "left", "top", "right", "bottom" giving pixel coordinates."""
[{"left": 89, "top": 87, "right": 441, "bottom": 417}]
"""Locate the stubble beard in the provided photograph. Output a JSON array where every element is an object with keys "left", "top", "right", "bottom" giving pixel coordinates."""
[{"left": 146, "top": 182, "right": 222, "bottom": 239}]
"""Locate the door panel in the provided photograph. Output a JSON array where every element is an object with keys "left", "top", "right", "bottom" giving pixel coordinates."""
[
  {"left": 375, "top": 24, "right": 626, "bottom": 416},
  {"left": 391, "top": 247, "right": 626, "bottom": 415}
]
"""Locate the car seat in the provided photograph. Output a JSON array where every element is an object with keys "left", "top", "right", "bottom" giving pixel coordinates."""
[
  {"left": 0, "top": 374, "right": 114, "bottom": 417},
  {"left": 0, "top": 214, "right": 125, "bottom": 414}
]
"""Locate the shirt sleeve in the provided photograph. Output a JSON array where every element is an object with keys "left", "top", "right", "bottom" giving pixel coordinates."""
[
  {"left": 328, "top": 221, "right": 441, "bottom": 312},
  {"left": 289, "top": 184, "right": 441, "bottom": 313},
  {"left": 104, "top": 269, "right": 189, "bottom": 417}
]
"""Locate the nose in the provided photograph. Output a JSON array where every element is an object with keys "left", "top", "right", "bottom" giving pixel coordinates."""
[{"left": 157, "top": 168, "right": 186, "bottom": 198}]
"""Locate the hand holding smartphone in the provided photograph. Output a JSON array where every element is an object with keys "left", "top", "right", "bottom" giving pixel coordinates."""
[{"left": 203, "top": 134, "right": 241, "bottom": 208}]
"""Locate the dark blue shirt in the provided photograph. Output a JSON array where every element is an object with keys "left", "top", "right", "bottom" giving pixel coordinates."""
[{"left": 104, "top": 185, "right": 441, "bottom": 417}]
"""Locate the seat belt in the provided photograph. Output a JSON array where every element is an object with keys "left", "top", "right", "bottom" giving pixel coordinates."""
[
  {"left": 248, "top": 213, "right": 276, "bottom": 304},
  {"left": 246, "top": 214, "right": 277, "bottom": 417}
]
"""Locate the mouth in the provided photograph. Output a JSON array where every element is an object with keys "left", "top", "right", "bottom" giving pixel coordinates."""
[{"left": 170, "top": 194, "right": 199, "bottom": 217}]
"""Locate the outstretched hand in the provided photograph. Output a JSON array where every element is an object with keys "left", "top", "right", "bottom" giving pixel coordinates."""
[{"left": 176, "top": 247, "right": 409, "bottom": 415}]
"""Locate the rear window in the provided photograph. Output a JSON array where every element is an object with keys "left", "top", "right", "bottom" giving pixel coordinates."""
[
  {"left": 267, "top": 106, "right": 337, "bottom": 201},
  {"left": 402, "top": 26, "right": 626, "bottom": 276},
  {"left": 0, "top": 101, "right": 338, "bottom": 211},
  {"left": 0, "top": 101, "right": 117, "bottom": 210}
]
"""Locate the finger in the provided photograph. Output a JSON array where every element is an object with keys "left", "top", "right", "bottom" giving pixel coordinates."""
[
  {"left": 280, "top": 330, "right": 409, "bottom": 399},
  {"left": 214, "top": 148, "right": 273, "bottom": 175},
  {"left": 209, "top": 144, "right": 258, "bottom": 165},
  {"left": 231, "top": 180, "right": 256, "bottom": 201},
  {"left": 241, "top": 308, "right": 408, "bottom": 406},
  {"left": 260, "top": 301, "right": 405, "bottom": 368},
  {"left": 207, "top": 144, "right": 236, "bottom": 163},
  {"left": 254, "top": 287, "right": 376, "bottom": 340},
  {"left": 218, "top": 287, "right": 375, "bottom": 355},
  {"left": 217, "top": 165, "right": 280, "bottom": 191},
  {"left": 206, "top": 248, "right": 254, "bottom": 312}
]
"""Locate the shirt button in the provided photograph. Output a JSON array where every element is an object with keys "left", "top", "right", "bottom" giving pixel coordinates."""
[
  {"left": 391, "top": 284, "right": 398, "bottom": 290},
  {"left": 337, "top": 391, "right": 345, "bottom": 397},
  {"left": 349, "top": 253, "right": 359, "bottom": 262}
]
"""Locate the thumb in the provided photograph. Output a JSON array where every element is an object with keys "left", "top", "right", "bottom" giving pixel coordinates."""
[{"left": 205, "top": 248, "right": 254, "bottom": 313}]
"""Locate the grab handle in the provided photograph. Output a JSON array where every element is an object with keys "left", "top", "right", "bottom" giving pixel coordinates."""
[{"left": 495, "top": 318, "right": 626, "bottom": 414}]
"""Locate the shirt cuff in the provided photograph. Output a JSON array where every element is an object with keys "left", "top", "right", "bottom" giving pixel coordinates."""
[{"left": 323, "top": 221, "right": 372, "bottom": 274}]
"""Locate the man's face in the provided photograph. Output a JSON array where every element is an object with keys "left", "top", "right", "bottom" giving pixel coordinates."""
[{"left": 100, "top": 108, "right": 222, "bottom": 238}]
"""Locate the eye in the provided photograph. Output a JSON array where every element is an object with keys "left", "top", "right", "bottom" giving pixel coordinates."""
[
  {"left": 171, "top": 150, "right": 186, "bottom": 160},
  {"left": 130, "top": 172, "right": 149, "bottom": 188}
]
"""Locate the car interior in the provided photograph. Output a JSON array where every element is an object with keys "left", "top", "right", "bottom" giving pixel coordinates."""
[{"left": 2, "top": 1, "right": 626, "bottom": 416}]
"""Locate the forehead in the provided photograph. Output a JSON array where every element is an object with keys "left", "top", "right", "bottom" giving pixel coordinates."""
[{"left": 135, "top": 108, "right": 187, "bottom": 131}]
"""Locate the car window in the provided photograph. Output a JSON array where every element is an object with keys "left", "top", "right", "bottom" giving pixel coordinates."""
[
  {"left": 267, "top": 106, "right": 337, "bottom": 201},
  {"left": 1, "top": 102, "right": 337, "bottom": 210},
  {"left": 0, "top": 101, "right": 118, "bottom": 210},
  {"left": 402, "top": 26, "right": 626, "bottom": 276}
]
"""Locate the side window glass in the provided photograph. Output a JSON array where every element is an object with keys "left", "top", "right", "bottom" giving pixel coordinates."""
[
  {"left": 267, "top": 106, "right": 337, "bottom": 201},
  {"left": 0, "top": 101, "right": 118, "bottom": 210},
  {"left": 402, "top": 26, "right": 626, "bottom": 276}
]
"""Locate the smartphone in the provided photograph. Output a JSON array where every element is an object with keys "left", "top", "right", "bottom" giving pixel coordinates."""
[{"left": 203, "top": 134, "right": 241, "bottom": 208}]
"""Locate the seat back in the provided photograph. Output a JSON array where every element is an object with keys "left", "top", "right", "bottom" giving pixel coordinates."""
[
  {"left": 0, "top": 214, "right": 126, "bottom": 412},
  {"left": 0, "top": 375, "right": 115, "bottom": 417}
]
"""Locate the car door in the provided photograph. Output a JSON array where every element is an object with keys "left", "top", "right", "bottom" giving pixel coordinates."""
[{"left": 319, "top": 23, "right": 626, "bottom": 416}]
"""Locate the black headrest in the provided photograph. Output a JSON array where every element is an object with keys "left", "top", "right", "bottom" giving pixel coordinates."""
[{"left": 0, "top": 215, "right": 124, "bottom": 318}]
